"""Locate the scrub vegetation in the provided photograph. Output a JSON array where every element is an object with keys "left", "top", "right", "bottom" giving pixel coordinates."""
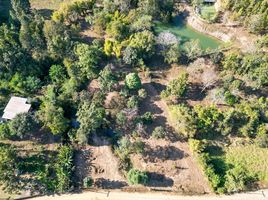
[{"left": 0, "top": 0, "right": 267, "bottom": 198}]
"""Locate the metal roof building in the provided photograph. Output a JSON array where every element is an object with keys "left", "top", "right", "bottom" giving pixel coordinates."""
[{"left": 2, "top": 97, "right": 31, "bottom": 120}]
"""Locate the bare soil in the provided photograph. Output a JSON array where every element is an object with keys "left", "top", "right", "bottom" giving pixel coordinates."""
[
  {"left": 74, "top": 135, "right": 127, "bottom": 189},
  {"left": 129, "top": 72, "right": 211, "bottom": 194}
]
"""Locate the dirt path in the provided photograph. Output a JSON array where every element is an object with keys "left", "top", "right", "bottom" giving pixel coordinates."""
[
  {"left": 32, "top": 189, "right": 268, "bottom": 200},
  {"left": 130, "top": 77, "right": 210, "bottom": 193}
]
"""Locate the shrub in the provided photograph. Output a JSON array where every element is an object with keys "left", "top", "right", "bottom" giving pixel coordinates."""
[
  {"left": 188, "top": 139, "right": 206, "bottom": 154},
  {"left": 127, "top": 96, "right": 139, "bottom": 109},
  {"left": 132, "top": 139, "right": 145, "bottom": 154},
  {"left": 127, "top": 169, "right": 148, "bottom": 185},
  {"left": 152, "top": 126, "right": 166, "bottom": 139},
  {"left": 125, "top": 73, "right": 142, "bottom": 90},
  {"left": 255, "top": 134, "right": 268, "bottom": 148},
  {"left": 0, "top": 123, "right": 11, "bottom": 140},
  {"left": 9, "top": 113, "right": 39, "bottom": 139},
  {"left": 116, "top": 111, "right": 127, "bottom": 126},
  {"left": 83, "top": 177, "right": 93, "bottom": 188},
  {"left": 141, "top": 112, "right": 153, "bottom": 124},
  {"left": 161, "top": 72, "right": 188, "bottom": 98},
  {"left": 138, "top": 88, "right": 147, "bottom": 99},
  {"left": 169, "top": 104, "right": 197, "bottom": 138},
  {"left": 224, "top": 165, "right": 251, "bottom": 193},
  {"left": 224, "top": 91, "right": 238, "bottom": 106}
]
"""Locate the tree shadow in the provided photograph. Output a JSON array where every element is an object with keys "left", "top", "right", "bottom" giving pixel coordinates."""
[
  {"left": 34, "top": 9, "right": 53, "bottom": 19},
  {"left": 146, "top": 172, "right": 174, "bottom": 187},
  {"left": 184, "top": 83, "right": 207, "bottom": 101},
  {"left": 143, "top": 145, "right": 187, "bottom": 162},
  {"left": 205, "top": 145, "right": 224, "bottom": 156},
  {"left": 150, "top": 82, "right": 167, "bottom": 93},
  {"left": 94, "top": 178, "right": 128, "bottom": 189}
]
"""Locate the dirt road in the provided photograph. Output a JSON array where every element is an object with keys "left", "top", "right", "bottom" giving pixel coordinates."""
[{"left": 31, "top": 189, "right": 268, "bottom": 200}]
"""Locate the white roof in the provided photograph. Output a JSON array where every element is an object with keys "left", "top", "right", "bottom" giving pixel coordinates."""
[{"left": 2, "top": 97, "right": 31, "bottom": 120}]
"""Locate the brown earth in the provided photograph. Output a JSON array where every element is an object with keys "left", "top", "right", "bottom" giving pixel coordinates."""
[{"left": 129, "top": 72, "right": 211, "bottom": 194}]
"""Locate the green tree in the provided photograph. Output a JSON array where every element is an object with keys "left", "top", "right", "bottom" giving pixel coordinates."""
[
  {"left": 98, "top": 65, "right": 116, "bottom": 92},
  {"left": 169, "top": 104, "right": 197, "bottom": 138},
  {"left": 0, "top": 144, "right": 19, "bottom": 193},
  {"left": 125, "top": 73, "right": 142, "bottom": 90},
  {"left": 39, "top": 102, "right": 69, "bottom": 135},
  {"left": 49, "top": 65, "right": 67, "bottom": 84},
  {"left": 127, "top": 168, "right": 148, "bottom": 185},
  {"left": 55, "top": 145, "right": 74, "bottom": 193},
  {"left": 128, "top": 30, "right": 155, "bottom": 60},
  {"left": 75, "top": 41, "right": 103, "bottom": 79},
  {"left": 161, "top": 72, "right": 188, "bottom": 98},
  {"left": 76, "top": 102, "right": 105, "bottom": 144},
  {"left": 9, "top": 113, "right": 39, "bottom": 139},
  {"left": 183, "top": 39, "right": 202, "bottom": 59},
  {"left": 43, "top": 20, "right": 73, "bottom": 59}
]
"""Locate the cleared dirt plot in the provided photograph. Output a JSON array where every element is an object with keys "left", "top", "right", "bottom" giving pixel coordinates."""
[
  {"left": 128, "top": 76, "right": 211, "bottom": 194},
  {"left": 75, "top": 135, "right": 127, "bottom": 189},
  {"left": 131, "top": 139, "right": 210, "bottom": 193}
]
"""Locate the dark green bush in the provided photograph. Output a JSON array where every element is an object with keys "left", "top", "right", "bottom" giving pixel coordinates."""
[{"left": 127, "top": 169, "right": 148, "bottom": 185}]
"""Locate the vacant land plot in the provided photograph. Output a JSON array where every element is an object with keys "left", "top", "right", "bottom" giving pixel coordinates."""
[{"left": 128, "top": 75, "right": 211, "bottom": 194}]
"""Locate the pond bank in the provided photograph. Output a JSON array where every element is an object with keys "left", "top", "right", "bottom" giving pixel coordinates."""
[{"left": 183, "top": 5, "right": 259, "bottom": 52}]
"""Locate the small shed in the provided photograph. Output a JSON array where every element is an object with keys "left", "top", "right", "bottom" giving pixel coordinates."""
[{"left": 2, "top": 97, "right": 31, "bottom": 120}]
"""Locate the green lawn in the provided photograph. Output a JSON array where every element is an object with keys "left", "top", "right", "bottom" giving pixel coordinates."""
[
  {"left": 225, "top": 144, "right": 268, "bottom": 182},
  {"left": 200, "top": 5, "right": 217, "bottom": 21}
]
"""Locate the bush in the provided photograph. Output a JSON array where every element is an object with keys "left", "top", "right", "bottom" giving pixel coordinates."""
[
  {"left": 141, "top": 112, "right": 153, "bottom": 124},
  {"left": 9, "top": 113, "right": 39, "bottom": 139},
  {"left": 224, "top": 91, "right": 238, "bottom": 106},
  {"left": 0, "top": 123, "right": 11, "bottom": 140},
  {"left": 127, "top": 96, "right": 139, "bottom": 109},
  {"left": 125, "top": 73, "right": 142, "bottom": 90},
  {"left": 169, "top": 104, "right": 196, "bottom": 138},
  {"left": 138, "top": 88, "right": 147, "bottom": 99},
  {"left": 152, "top": 126, "right": 166, "bottom": 139},
  {"left": 255, "top": 134, "right": 268, "bottom": 148},
  {"left": 83, "top": 177, "right": 93, "bottom": 188},
  {"left": 224, "top": 165, "right": 251, "bottom": 193},
  {"left": 161, "top": 72, "right": 188, "bottom": 99},
  {"left": 188, "top": 139, "right": 207, "bottom": 154},
  {"left": 132, "top": 139, "right": 145, "bottom": 154},
  {"left": 127, "top": 169, "right": 148, "bottom": 185}
]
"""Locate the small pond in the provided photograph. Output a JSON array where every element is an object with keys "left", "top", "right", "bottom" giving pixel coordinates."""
[{"left": 155, "top": 15, "right": 222, "bottom": 50}]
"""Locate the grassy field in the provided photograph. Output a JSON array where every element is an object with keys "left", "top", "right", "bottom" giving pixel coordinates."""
[
  {"left": 200, "top": 5, "right": 217, "bottom": 21},
  {"left": 225, "top": 144, "right": 268, "bottom": 183},
  {"left": 30, "top": 0, "right": 73, "bottom": 10}
]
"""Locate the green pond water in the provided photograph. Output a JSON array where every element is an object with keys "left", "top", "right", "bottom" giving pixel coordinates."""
[{"left": 155, "top": 16, "right": 222, "bottom": 50}]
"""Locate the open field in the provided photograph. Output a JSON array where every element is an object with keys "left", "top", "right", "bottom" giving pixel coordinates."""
[
  {"left": 225, "top": 144, "right": 268, "bottom": 183},
  {"left": 30, "top": 0, "right": 72, "bottom": 10}
]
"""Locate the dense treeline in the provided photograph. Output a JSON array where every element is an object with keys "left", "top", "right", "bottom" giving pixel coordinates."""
[
  {"left": 222, "top": 0, "right": 268, "bottom": 35},
  {"left": 0, "top": 0, "right": 267, "bottom": 195},
  {"left": 0, "top": 0, "right": 178, "bottom": 194}
]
